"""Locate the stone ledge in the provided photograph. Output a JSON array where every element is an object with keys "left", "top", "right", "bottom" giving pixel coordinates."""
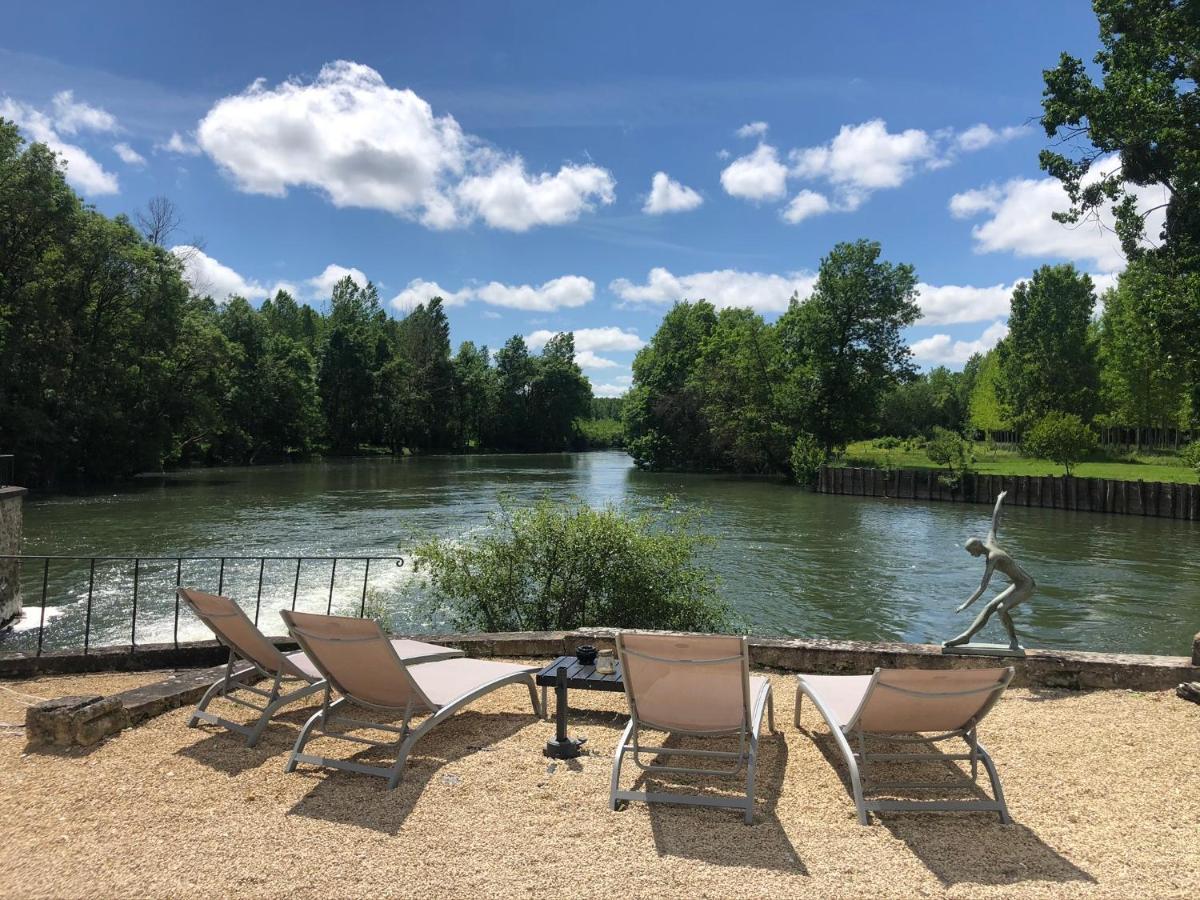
[
  {"left": 4, "top": 630, "right": 1197, "bottom": 693},
  {"left": 23, "top": 661, "right": 259, "bottom": 749}
]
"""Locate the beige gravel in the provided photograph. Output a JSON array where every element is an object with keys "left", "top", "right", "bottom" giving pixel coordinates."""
[
  {"left": 0, "top": 670, "right": 177, "bottom": 729},
  {"left": 1, "top": 663, "right": 1198, "bottom": 899}
]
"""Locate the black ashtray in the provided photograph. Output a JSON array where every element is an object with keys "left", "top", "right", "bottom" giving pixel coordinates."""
[{"left": 575, "top": 645, "right": 597, "bottom": 665}]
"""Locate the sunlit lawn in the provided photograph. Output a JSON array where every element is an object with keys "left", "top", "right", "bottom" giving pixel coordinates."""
[{"left": 842, "top": 440, "right": 1199, "bottom": 484}]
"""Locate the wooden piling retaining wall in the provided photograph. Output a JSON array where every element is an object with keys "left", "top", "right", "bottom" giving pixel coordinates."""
[{"left": 815, "top": 466, "right": 1200, "bottom": 521}]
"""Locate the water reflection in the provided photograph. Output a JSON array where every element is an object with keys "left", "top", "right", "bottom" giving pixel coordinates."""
[{"left": 11, "top": 452, "right": 1199, "bottom": 656}]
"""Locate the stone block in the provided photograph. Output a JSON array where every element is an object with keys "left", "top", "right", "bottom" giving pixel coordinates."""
[{"left": 25, "top": 694, "right": 130, "bottom": 749}]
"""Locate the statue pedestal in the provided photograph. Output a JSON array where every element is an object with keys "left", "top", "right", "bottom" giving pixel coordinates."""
[{"left": 942, "top": 643, "right": 1026, "bottom": 658}]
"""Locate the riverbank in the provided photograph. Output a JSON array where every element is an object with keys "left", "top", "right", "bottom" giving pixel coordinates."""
[
  {"left": 843, "top": 440, "right": 1198, "bottom": 484},
  {"left": 3, "top": 664, "right": 1198, "bottom": 898}
]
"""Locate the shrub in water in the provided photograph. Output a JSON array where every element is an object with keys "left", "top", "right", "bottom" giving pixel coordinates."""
[
  {"left": 790, "top": 432, "right": 828, "bottom": 487},
  {"left": 412, "top": 497, "right": 730, "bottom": 633}
]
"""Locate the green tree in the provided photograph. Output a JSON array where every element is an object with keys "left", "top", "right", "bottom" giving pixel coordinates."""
[
  {"left": 776, "top": 239, "right": 921, "bottom": 453},
  {"left": 624, "top": 301, "right": 719, "bottom": 470},
  {"left": 452, "top": 341, "right": 497, "bottom": 449},
  {"left": 528, "top": 333, "right": 592, "bottom": 450},
  {"left": 1024, "top": 411, "right": 1098, "bottom": 475},
  {"left": 388, "top": 298, "right": 456, "bottom": 452},
  {"left": 493, "top": 335, "right": 535, "bottom": 450},
  {"left": 318, "top": 277, "right": 385, "bottom": 452},
  {"left": 693, "top": 307, "right": 788, "bottom": 472},
  {"left": 996, "top": 265, "right": 1100, "bottom": 429},
  {"left": 1097, "top": 272, "right": 1188, "bottom": 442},
  {"left": 968, "top": 350, "right": 1011, "bottom": 440}
]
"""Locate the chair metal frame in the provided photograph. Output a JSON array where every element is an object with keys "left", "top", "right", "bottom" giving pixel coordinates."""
[
  {"left": 282, "top": 611, "right": 541, "bottom": 789},
  {"left": 610, "top": 633, "right": 776, "bottom": 825},
  {"left": 795, "top": 667, "right": 1014, "bottom": 825},
  {"left": 180, "top": 589, "right": 326, "bottom": 748}
]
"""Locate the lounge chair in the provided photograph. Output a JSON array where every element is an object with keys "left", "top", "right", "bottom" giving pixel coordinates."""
[
  {"left": 178, "top": 588, "right": 462, "bottom": 747},
  {"left": 795, "top": 666, "right": 1014, "bottom": 825},
  {"left": 280, "top": 610, "right": 541, "bottom": 788},
  {"left": 610, "top": 632, "right": 775, "bottom": 825}
]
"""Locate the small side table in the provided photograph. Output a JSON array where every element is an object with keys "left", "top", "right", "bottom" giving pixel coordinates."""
[{"left": 535, "top": 655, "right": 624, "bottom": 759}]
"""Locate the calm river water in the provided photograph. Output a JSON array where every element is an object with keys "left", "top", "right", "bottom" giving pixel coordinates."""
[{"left": 9, "top": 452, "right": 1199, "bottom": 656}]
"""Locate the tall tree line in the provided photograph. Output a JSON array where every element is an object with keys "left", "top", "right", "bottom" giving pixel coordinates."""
[{"left": 0, "top": 121, "right": 592, "bottom": 487}]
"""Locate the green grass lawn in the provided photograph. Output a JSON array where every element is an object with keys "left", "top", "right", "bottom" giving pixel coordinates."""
[{"left": 841, "top": 440, "right": 1199, "bottom": 484}]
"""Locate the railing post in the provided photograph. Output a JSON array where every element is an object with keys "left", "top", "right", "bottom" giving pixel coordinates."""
[
  {"left": 36, "top": 558, "right": 49, "bottom": 657},
  {"left": 254, "top": 558, "right": 265, "bottom": 626},
  {"left": 326, "top": 558, "right": 338, "bottom": 614},
  {"left": 359, "top": 558, "right": 371, "bottom": 617},
  {"left": 292, "top": 558, "right": 302, "bottom": 611},
  {"left": 217, "top": 557, "right": 226, "bottom": 595},
  {"left": 83, "top": 558, "right": 96, "bottom": 655},
  {"left": 173, "top": 558, "right": 182, "bottom": 649},
  {"left": 129, "top": 558, "right": 140, "bottom": 649}
]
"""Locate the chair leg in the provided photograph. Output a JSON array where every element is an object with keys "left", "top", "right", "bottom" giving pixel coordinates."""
[
  {"left": 793, "top": 685, "right": 803, "bottom": 729},
  {"left": 609, "top": 719, "right": 635, "bottom": 811},
  {"left": 525, "top": 676, "right": 543, "bottom": 718},
  {"left": 767, "top": 687, "right": 776, "bottom": 733},
  {"left": 188, "top": 674, "right": 231, "bottom": 727},
  {"left": 798, "top": 683, "right": 869, "bottom": 825},
  {"left": 245, "top": 680, "right": 325, "bottom": 748},
  {"left": 744, "top": 732, "right": 758, "bottom": 825},
  {"left": 285, "top": 689, "right": 340, "bottom": 773},
  {"left": 975, "top": 740, "right": 1012, "bottom": 824}
]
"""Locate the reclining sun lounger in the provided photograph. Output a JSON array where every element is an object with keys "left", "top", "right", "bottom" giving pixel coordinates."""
[
  {"left": 795, "top": 666, "right": 1014, "bottom": 824},
  {"left": 178, "top": 588, "right": 462, "bottom": 747},
  {"left": 610, "top": 632, "right": 775, "bottom": 824},
  {"left": 280, "top": 609, "right": 541, "bottom": 788}
]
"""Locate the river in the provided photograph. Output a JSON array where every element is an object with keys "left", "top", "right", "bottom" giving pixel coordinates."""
[{"left": 9, "top": 452, "right": 1199, "bottom": 656}]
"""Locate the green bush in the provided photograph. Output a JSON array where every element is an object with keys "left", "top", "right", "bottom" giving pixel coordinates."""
[
  {"left": 1023, "top": 412, "right": 1097, "bottom": 475},
  {"left": 926, "top": 426, "right": 975, "bottom": 488},
  {"left": 873, "top": 436, "right": 902, "bottom": 450},
  {"left": 789, "top": 432, "right": 828, "bottom": 487},
  {"left": 575, "top": 417, "right": 626, "bottom": 450},
  {"left": 1181, "top": 440, "right": 1200, "bottom": 474},
  {"left": 412, "top": 497, "right": 730, "bottom": 633}
]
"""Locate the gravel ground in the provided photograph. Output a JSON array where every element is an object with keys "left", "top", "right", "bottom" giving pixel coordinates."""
[{"left": 0, "top": 664, "right": 1197, "bottom": 899}]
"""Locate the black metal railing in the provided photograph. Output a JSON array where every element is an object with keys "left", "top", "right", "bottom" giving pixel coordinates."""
[
  {"left": 0, "top": 555, "right": 405, "bottom": 657},
  {"left": 0, "top": 455, "right": 13, "bottom": 487}
]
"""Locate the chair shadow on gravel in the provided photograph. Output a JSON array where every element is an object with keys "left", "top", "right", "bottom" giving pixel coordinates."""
[
  {"left": 176, "top": 706, "right": 318, "bottom": 776},
  {"left": 621, "top": 730, "right": 806, "bottom": 874},
  {"left": 286, "top": 709, "right": 534, "bottom": 835},
  {"left": 805, "top": 728, "right": 1095, "bottom": 887}
]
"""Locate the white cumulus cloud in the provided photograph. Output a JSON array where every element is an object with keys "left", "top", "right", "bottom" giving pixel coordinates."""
[
  {"left": 916, "top": 282, "right": 1014, "bottom": 326},
  {"left": 113, "top": 142, "right": 146, "bottom": 166},
  {"left": 949, "top": 156, "right": 1169, "bottom": 272},
  {"left": 195, "top": 60, "right": 614, "bottom": 231},
  {"left": 526, "top": 326, "right": 644, "bottom": 356},
  {"left": 160, "top": 131, "right": 202, "bottom": 155},
  {"left": 611, "top": 267, "right": 815, "bottom": 314},
  {"left": 50, "top": 90, "right": 118, "bottom": 135},
  {"left": 0, "top": 94, "right": 120, "bottom": 195},
  {"left": 911, "top": 321, "right": 1009, "bottom": 366},
  {"left": 719, "top": 143, "right": 789, "bottom": 201},
  {"left": 590, "top": 374, "right": 634, "bottom": 398},
  {"left": 307, "top": 264, "right": 368, "bottom": 298},
  {"left": 954, "top": 123, "right": 1029, "bottom": 152},
  {"left": 455, "top": 159, "right": 615, "bottom": 231},
  {"left": 171, "top": 245, "right": 267, "bottom": 301},
  {"left": 790, "top": 119, "right": 934, "bottom": 206},
  {"left": 475, "top": 275, "right": 594, "bottom": 311},
  {"left": 643, "top": 171, "right": 702, "bottom": 214},
  {"left": 781, "top": 189, "right": 832, "bottom": 224},
  {"left": 735, "top": 121, "right": 769, "bottom": 139},
  {"left": 390, "top": 278, "right": 475, "bottom": 312}
]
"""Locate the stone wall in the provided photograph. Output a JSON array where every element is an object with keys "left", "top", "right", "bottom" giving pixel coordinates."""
[
  {"left": 0, "top": 486, "right": 26, "bottom": 626},
  {"left": 3, "top": 629, "right": 1197, "bottom": 693}
]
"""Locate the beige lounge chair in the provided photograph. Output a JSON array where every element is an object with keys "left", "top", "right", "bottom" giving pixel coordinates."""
[
  {"left": 610, "top": 632, "right": 775, "bottom": 824},
  {"left": 280, "top": 610, "right": 541, "bottom": 788},
  {"left": 795, "top": 666, "right": 1014, "bottom": 825},
  {"left": 178, "top": 588, "right": 462, "bottom": 747}
]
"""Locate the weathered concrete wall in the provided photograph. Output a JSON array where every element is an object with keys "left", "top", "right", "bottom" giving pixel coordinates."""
[
  {"left": 0, "top": 486, "right": 27, "bottom": 626},
  {"left": 816, "top": 465, "right": 1200, "bottom": 521},
  {"left": 3, "top": 629, "right": 1196, "bottom": 693}
]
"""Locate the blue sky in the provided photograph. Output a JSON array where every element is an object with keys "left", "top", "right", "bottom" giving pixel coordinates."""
[{"left": 2, "top": 2, "right": 1146, "bottom": 395}]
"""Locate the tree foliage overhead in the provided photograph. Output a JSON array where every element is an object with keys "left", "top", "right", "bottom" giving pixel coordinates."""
[
  {"left": 0, "top": 120, "right": 594, "bottom": 486},
  {"left": 1041, "top": 0, "right": 1200, "bottom": 421}
]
